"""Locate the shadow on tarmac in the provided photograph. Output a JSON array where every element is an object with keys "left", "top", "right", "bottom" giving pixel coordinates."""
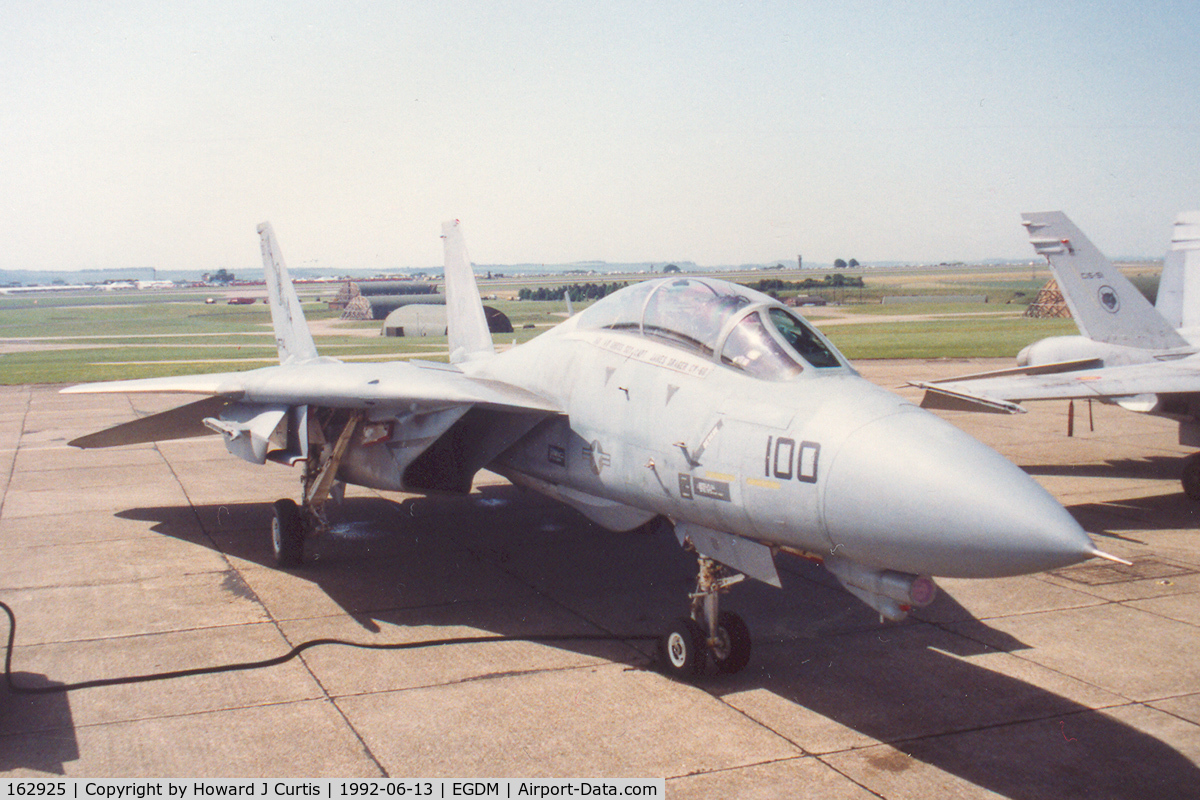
[
  {"left": 0, "top": 675, "right": 77, "bottom": 774},
  {"left": 1066, "top": 491, "right": 1200, "bottom": 536},
  {"left": 1022, "top": 455, "right": 1185, "bottom": 482},
  {"left": 10, "top": 485, "right": 1191, "bottom": 795}
]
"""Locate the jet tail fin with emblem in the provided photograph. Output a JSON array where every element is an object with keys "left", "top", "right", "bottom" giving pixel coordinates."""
[
  {"left": 441, "top": 220, "right": 496, "bottom": 364},
  {"left": 258, "top": 221, "right": 320, "bottom": 365},
  {"left": 1021, "top": 212, "right": 1187, "bottom": 351},
  {"left": 1156, "top": 211, "right": 1200, "bottom": 333}
]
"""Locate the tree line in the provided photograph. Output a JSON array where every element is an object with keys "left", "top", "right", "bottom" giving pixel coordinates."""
[
  {"left": 744, "top": 274, "right": 864, "bottom": 293},
  {"left": 518, "top": 282, "right": 629, "bottom": 301}
]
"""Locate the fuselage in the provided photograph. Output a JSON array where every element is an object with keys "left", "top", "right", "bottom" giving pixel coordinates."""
[
  {"left": 1017, "top": 334, "right": 1194, "bottom": 370},
  {"left": 469, "top": 278, "right": 1095, "bottom": 580},
  {"left": 1017, "top": 334, "right": 1200, "bottom": 427}
]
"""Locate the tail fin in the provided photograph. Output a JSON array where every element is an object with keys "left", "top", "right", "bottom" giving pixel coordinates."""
[
  {"left": 1157, "top": 211, "right": 1200, "bottom": 332},
  {"left": 1021, "top": 211, "right": 1187, "bottom": 350},
  {"left": 564, "top": 289, "right": 575, "bottom": 317},
  {"left": 258, "top": 222, "right": 320, "bottom": 364},
  {"left": 441, "top": 220, "right": 495, "bottom": 363}
]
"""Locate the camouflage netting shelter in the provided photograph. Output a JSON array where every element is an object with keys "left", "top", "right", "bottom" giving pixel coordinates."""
[
  {"left": 329, "top": 281, "right": 362, "bottom": 311},
  {"left": 340, "top": 295, "right": 373, "bottom": 321},
  {"left": 1023, "top": 278, "right": 1072, "bottom": 319}
]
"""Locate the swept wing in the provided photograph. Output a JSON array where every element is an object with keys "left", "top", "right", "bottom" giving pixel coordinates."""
[
  {"left": 919, "top": 357, "right": 1200, "bottom": 413},
  {"left": 65, "top": 223, "right": 559, "bottom": 463}
]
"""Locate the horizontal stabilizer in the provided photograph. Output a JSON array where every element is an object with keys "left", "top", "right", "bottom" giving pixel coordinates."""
[
  {"left": 917, "top": 358, "right": 1104, "bottom": 385},
  {"left": 917, "top": 358, "right": 1200, "bottom": 405},
  {"left": 69, "top": 395, "right": 235, "bottom": 448},
  {"left": 919, "top": 387, "right": 1024, "bottom": 414}
]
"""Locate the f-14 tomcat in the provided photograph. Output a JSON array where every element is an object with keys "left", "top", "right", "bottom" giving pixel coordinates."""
[{"left": 65, "top": 220, "right": 1120, "bottom": 679}]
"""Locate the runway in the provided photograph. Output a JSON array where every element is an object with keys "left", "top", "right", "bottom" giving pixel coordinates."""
[{"left": 2, "top": 359, "right": 1199, "bottom": 796}]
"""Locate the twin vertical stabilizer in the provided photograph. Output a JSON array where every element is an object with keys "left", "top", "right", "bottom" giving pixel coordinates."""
[
  {"left": 441, "top": 219, "right": 496, "bottom": 364},
  {"left": 258, "top": 222, "right": 320, "bottom": 365},
  {"left": 1022, "top": 212, "right": 1187, "bottom": 351},
  {"left": 1157, "top": 211, "right": 1200, "bottom": 333}
]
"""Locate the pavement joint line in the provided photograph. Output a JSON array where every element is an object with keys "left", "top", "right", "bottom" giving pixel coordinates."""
[
  {"left": 327, "top": 659, "right": 651, "bottom": 701},
  {"left": 1116, "top": 601, "right": 1200, "bottom": 630},
  {"left": 0, "top": 696, "right": 338, "bottom": 739},
  {"left": 1042, "top": 578, "right": 1197, "bottom": 604},
  {"left": 663, "top": 753, "right": 833, "bottom": 786},
  {"left": 152, "top": 440, "right": 391, "bottom": 777},
  {"left": 1146, "top": 696, "right": 1200, "bottom": 729},
  {"left": 0, "top": 386, "right": 31, "bottom": 522},
  {"left": 696, "top": 672, "right": 816, "bottom": 759},
  {"left": 6, "top": 619, "right": 292, "bottom": 651},
  {"left": 865, "top": 701, "right": 1162, "bottom": 755},
  {"left": 925, "top": 606, "right": 1152, "bottom": 707}
]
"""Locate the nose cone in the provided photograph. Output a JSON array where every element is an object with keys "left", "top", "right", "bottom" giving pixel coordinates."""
[{"left": 822, "top": 407, "right": 1095, "bottom": 578}]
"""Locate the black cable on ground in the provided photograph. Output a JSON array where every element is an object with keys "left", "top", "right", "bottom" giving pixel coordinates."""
[{"left": 2, "top": 600, "right": 657, "bottom": 696}]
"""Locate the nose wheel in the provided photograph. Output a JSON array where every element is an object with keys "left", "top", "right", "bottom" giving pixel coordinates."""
[{"left": 659, "top": 555, "right": 752, "bottom": 679}]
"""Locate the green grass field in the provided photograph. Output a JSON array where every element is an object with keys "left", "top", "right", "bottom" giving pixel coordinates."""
[
  {"left": 818, "top": 317, "right": 1077, "bottom": 360},
  {"left": 0, "top": 272, "right": 1097, "bottom": 384}
]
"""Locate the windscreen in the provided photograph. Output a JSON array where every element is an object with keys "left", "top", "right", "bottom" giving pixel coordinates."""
[
  {"left": 768, "top": 308, "right": 842, "bottom": 368},
  {"left": 576, "top": 278, "right": 846, "bottom": 376},
  {"left": 640, "top": 279, "right": 752, "bottom": 355},
  {"left": 720, "top": 312, "right": 805, "bottom": 380}
]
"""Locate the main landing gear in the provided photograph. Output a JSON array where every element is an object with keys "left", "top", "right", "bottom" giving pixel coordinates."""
[
  {"left": 660, "top": 554, "right": 752, "bottom": 679},
  {"left": 1182, "top": 453, "right": 1200, "bottom": 501},
  {"left": 269, "top": 411, "right": 361, "bottom": 567}
]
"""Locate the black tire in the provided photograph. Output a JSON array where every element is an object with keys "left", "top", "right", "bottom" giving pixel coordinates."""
[
  {"left": 659, "top": 616, "right": 707, "bottom": 679},
  {"left": 272, "top": 498, "right": 306, "bottom": 567},
  {"left": 1183, "top": 454, "right": 1200, "bottom": 501},
  {"left": 710, "top": 611, "right": 752, "bottom": 675}
]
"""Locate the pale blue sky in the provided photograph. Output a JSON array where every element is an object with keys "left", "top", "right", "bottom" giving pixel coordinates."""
[{"left": 3, "top": 1, "right": 1199, "bottom": 271}]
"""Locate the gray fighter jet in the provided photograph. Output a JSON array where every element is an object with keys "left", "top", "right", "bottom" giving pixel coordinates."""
[
  {"left": 918, "top": 211, "right": 1200, "bottom": 498},
  {"left": 65, "top": 220, "right": 1116, "bottom": 679}
]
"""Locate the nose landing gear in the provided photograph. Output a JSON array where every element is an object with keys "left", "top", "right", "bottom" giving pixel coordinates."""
[{"left": 659, "top": 554, "right": 752, "bottom": 679}]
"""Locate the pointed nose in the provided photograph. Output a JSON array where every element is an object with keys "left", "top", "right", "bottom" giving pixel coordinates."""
[{"left": 821, "top": 408, "right": 1095, "bottom": 578}]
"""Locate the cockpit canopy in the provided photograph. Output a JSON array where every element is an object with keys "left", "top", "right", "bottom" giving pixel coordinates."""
[{"left": 575, "top": 277, "right": 848, "bottom": 380}]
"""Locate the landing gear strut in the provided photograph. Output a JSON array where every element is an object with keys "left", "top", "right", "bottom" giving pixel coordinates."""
[
  {"left": 269, "top": 411, "right": 361, "bottom": 567},
  {"left": 659, "top": 554, "right": 752, "bottom": 678}
]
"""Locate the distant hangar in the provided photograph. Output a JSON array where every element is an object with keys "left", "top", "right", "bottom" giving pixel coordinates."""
[
  {"left": 382, "top": 304, "right": 513, "bottom": 337},
  {"left": 328, "top": 280, "right": 512, "bottom": 337}
]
